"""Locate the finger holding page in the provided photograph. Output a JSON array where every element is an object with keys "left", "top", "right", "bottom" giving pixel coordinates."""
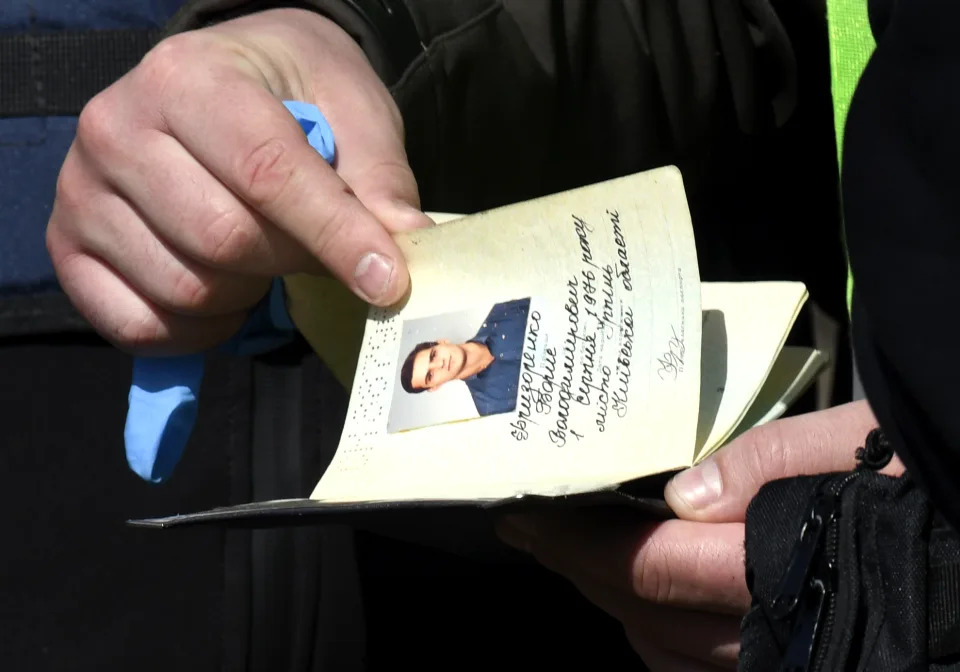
[
  {"left": 124, "top": 101, "right": 335, "bottom": 484},
  {"left": 159, "top": 75, "right": 410, "bottom": 306},
  {"left": 497, "top": 513, "right": 749, "bottom": 614},
  {"left": 665, "top": 400, "right": 901, "bottom": 522}
]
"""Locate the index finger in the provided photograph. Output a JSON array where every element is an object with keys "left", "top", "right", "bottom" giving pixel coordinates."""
[
  {"left": 155, "top": 56, "right": 409, "bottom": 306},
  {"left": 497, "top": 513, "right": 749, "bottom": 614},
  {"left": 664, "top": 400, "right": 900, "bottom": 523}
]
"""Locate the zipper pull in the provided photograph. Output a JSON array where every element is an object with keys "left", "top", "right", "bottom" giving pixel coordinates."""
[
  {"left": 855, "top": 428, "right": 894, "bottom": 471},
  {"left": 771, "top": 493, "right": 840, "bottom": 619},
  {"left": 779, "top": 578, "right": 828, "bottom": 672}
]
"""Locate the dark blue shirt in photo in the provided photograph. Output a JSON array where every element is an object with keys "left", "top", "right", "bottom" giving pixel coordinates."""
[{"left": 464, "top": 298, "right": 531, "bottom": 416}]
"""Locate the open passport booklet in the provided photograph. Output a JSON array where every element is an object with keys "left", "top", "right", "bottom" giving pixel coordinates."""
[{"left": 131, "top": 166, "right": 828, "bottom": 529}]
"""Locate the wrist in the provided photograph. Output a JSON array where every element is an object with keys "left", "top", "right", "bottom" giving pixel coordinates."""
[
  {"left": 203, "top": 8, "right": 368, "bottom": 102},
  {"left": 165, "top": 0, "right": 422, "bottom": 87}
]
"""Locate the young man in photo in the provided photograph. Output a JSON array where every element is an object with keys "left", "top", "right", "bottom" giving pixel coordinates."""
[{"left": 400, "top": 298, "right": 530, "bottom": 417}]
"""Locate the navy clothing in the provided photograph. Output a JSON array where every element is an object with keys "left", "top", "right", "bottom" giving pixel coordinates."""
[
  {"left": 464, "top": 298, "right": 530, "bottom": 417},
  {"left": 0, "top": 1, "right": 183, "bottom": 300}
]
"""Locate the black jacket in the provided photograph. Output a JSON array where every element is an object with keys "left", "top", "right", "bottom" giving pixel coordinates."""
[
  {"left": 160, "top": 0, "right": 960, "bottom": 668},
  {"left": 170, "top": 0, "right": 960, "bottom": 553},
  {"left": 736, "top": 1, "right": 960, "bottom": 668},
  {"left": 0, "top": 3, "right": 855, "bottom": 672},
  {"left": 845, "top": 0, "right": 960, "bottom": 534},
  {"left": 170, "top": 0, "right": 849, "bottom": 321}
]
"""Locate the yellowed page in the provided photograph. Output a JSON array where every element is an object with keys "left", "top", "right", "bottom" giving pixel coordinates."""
[
  {"left": 693, "top": 282, "right": 810, "bottom": 462},
  {"left": 310, "top": 167, "right": 701, "bottom": 503},
  {"left": 731, "top": 346, "right": 829, "bottom": 435},
  {"left": 284, "top": 213, "right": 466, "bottom": 389}
]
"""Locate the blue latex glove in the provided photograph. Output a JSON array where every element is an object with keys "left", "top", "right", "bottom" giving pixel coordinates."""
[{"left": 125, "top": 100, "right": 336, "bottom": 483}]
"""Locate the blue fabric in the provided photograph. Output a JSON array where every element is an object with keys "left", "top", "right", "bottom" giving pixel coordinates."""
[
  {"left": 125, "top": 100, "right": 336, "bottom": 483},
  {"left": 125, "top": 353, "right": 205, "bottom": 483},
  {"left": 0, "top": 1, "right": 186, "bottom": 297},
  {"left": 0, "top": 117, "right": 75, "bottom": 295},
  {"left": 0, "top": 0, "right": 185, "bottom": 31},
  {"left": 464, "top": 298, "right": 531, "bottom": 417},
  {"left": 222, "top": 275, "right": 298, "bottom": 356},
  {"left": 284, "top": 100, "right": 337, "bottom": 163}
]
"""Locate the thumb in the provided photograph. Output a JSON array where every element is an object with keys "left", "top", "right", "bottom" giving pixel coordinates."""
[
  {"left": 348, "top": 156, "right": 436, "bottom": 234},
  {"left": 328, "top": 99, "right": 435, "bottom": 234},
  {"left": 664, "top": 400, "right": 898, "bottom": 523}
]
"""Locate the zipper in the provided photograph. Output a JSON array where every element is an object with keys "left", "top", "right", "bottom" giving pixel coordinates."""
[
  {"left": 809, "top": 486, "right": 842, "bottom": 672},
  {"left": 775, "top": 428, "right": 895, "bottom": 672},
  {"left": 775, "top": 471, "right": 862, "bottom": 672}
]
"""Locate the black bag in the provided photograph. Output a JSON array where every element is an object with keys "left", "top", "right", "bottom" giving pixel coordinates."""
[{"left": 739, "top": 429, "right": 960, "bottom": 670}]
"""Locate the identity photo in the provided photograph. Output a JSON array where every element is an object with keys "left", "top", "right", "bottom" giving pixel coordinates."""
[{"left": 386, "top": 297, "right": 532, "bottom": 433}]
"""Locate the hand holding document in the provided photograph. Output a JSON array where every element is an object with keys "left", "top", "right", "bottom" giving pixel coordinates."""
[{"left": 132, "top": 166, "right": 827, "bottom": 528}]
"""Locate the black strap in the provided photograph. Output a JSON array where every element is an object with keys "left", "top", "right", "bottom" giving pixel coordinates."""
[
  {"left": 929, "top": 561, "right": 960, "bottom": 659},
  {"left": 0, "top": 293, "right": 92, "bottom": 337},
  {"left": 0, "top": 29, "right": 161, "bottom": 117}
]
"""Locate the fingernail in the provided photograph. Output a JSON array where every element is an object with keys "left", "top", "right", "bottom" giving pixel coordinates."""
[
  {"left": 354, "top": 252, "right": 394, "bottom": 302},
  {"left": 669, "top": 459, "right": 723, "bottom": 510}
]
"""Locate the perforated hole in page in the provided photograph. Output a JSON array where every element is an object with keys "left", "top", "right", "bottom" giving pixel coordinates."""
[{"left": 335, "top": 307, "right": 399, "bottom": 472}]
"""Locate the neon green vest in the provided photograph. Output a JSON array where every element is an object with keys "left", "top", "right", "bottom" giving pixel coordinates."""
[{"left": 827, "top": 0, "right": 876, "bottom": 313}]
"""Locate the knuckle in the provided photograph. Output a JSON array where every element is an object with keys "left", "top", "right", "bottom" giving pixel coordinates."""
[
  {"left": 198, "top": 207, "right": 258, "bottom": 268},
  {"left": 238, "top": 137, "right": 297, "bottom": 209},
  {"left": 631, "top": 536, "right": 676, "bottom": 605},
  {"left": 137, "top": 34, "right": 193, "bottom": 92},
  {"left": 53, "top": 163, "right": 84, "bottom": 215},
  {"left": 309, "top": 197, "right": 352, "bottom": 262},
  {"left": 46, "top": 242, "right": 82, "bottom": 290},
  {"left": 114, "top": 311, "right": 166, "bottom": 351},
  {"left": 45, "top": 214, "right": 71, "bottom": 269},
  {"left": 167, "top": 267, "right": 215, "bottom": 314},
  {"left": 748, "top": 421, "right": 790, "bottom": 483},
  {"left": 44, "top": 220, "right": 61, "bottom": 262},
  {"left": 42, "top": 248, "right": 171, "bottom": 353},
  {"left": 50, "top": 156, "right": 91, "bottom": 248},
  {"left": 75, "top": 92, "right": 118, "bottom": 157}
]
